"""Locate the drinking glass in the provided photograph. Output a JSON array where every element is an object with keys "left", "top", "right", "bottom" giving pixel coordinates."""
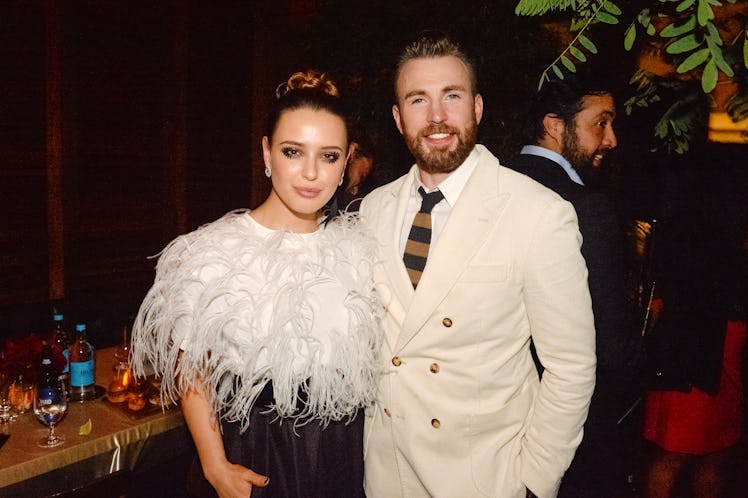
[
  {"left": 0, "top": 352, "right": 17, "bottom": 424},
  {"left": 114, "top": 325, "right": 131, "bottom": 365},
  {"left": 0, "top": 380, "right": 16, "bottom": 424},
  {"left": 33, "top": 377, "right": 68, "bottom": 447}
]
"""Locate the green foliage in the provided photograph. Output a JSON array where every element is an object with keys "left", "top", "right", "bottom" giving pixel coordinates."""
[
  {"left": 724, "top": 85, "right": 748, "bottom": 144},
  {"left": 529, "top": 1, "right": 620, "bottom": 89},
  {"left": 624, "top": 70, "right": 706, "bottom": 153},
  {"left": 515, "top": 0, "right": 578, "bottom": 16},
  {"left": 656, "top": 0, "right": 735, "bottom": 94},
  {"left": 653, "top": 94, "right": 705, "bottom": 154},
  {"left": 726, "top": 89, "right": 748, "bottom": 123},
  {"left": 516, "top": 0, "right": 748, "bottom": 153}
]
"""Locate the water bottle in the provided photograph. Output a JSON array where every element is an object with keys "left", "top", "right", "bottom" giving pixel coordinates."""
[{"left": 69, "top": 323, "right": 96, "bottom": 401}]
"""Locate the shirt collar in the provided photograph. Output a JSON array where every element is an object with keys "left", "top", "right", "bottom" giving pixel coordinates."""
[
  {"left": 520, "top": 145, "right": 585, "bottom": 186},
  {"left": 412, "top": 146, "right": 481, "bottom": 207}
]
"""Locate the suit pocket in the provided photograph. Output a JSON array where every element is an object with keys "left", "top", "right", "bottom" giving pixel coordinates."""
[
  {"left": 467, "top": 386, "right": 534, "bottom": 496},
  {"left": 461, "top": 264, "right": 508, "bottom": 283}
]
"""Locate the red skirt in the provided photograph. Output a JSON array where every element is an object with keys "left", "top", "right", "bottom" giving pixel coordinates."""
[{"left": 642, "top": 320, "right": 746, "bottom": 455}]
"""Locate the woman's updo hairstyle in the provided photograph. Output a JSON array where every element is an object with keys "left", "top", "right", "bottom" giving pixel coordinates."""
[{"left": 265, "top": 69, "right": 348, "bottom": 143}]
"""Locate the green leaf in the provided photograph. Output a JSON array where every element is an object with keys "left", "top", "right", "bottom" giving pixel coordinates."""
[
  {"left": 709, "top": 42, "right": 734, "bottom": 76},
  {"left": 552, "top": 64, "right": 564, "bottom": 79},
  {"left": 561, "top": 55, "right": 577, "bottom": 72},
  {"left": 570, "top": 45, "right": 587, "bottom": 62},
  {"left": 655, "top": 118, "right": 669, "bottom": 138},
  {"left": 636, "top": 9, "right": 652, "bottom": 26},
  {"left": 647, "top": 23, "right": 656, "bottom": 36},
  {"left": 702, "top": 59, "right": 718, "bottom": 92},
  {"left": 697, "top": 0, "right": 715, "bottom": 26},
  {"left": 596, "top": 11, "right": 619, "bottom": 24},
  {"left": 579, "top": 34, "right": 598, "bottom": 54},
  {"left": 676, "top": 0, "right": 696, "bottom": 12},
  {"left": 537, "top": 73, "right": 548, "bottom": 92},
  {"left": 666, "top": 34, "right": 701, "bottom": 54},
  {"left": 744, "top": 30, "right": 748, "bottom": 68},
  {"left": 624, "top": 24, "right": 637, "bottom": 51},
  {"left": 706, "top": 22, "right": 722, "bottom": 44},
  {"left": 603, "top": 1, "right": 622, "bottom": 15},
  {"left": 676, "top": 48, "right": 709, "bottom": 72},
  {"left": 637, "top": 8, "right": 651, "bottom": 27},
  {"left": 660, "top": 16, "right": 696, "bottom": 37},
  {"left": 705, "top": 32, "right": 731, "bottom": 70},
  {"left": 570, "top": 17, "right": 588, "bottom": 33}
]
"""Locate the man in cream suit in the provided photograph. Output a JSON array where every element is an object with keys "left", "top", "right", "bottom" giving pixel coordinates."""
[{"left": 360, "top": 32, "right": 596, "bottom": 498}]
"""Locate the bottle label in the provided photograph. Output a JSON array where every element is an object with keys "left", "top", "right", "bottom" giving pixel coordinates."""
[{"left": 70, "top": 359, "right": 95, "bottom": 387}]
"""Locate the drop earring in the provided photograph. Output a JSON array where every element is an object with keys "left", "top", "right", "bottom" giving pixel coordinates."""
[
  {"left": 265, "top": 164, "right": 271, "bottom": 178},
  {"left": 339, "top": 175, "right": 344, "bottom": 186}
]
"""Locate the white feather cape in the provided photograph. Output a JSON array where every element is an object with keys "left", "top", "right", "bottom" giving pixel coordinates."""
[{"left": 131, "top": 210, "right": 383, "bottom": 430}]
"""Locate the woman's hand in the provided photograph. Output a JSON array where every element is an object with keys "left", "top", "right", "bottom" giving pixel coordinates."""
[
  {"left": 180, "top": 380, "right": 269, "bottom": 498},
  {"left": 204, "top": 460, "right": 269, "bottom": 498}
]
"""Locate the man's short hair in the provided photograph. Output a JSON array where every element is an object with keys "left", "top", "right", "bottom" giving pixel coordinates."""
[
  {"left": 522, "top": 75, "right": 612, "bottom": 144},
  {"left": 394, "top": 30, "right": 478, "bottom": 97}
]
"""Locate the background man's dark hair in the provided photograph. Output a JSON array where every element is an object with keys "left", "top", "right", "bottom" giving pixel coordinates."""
[{"left": 522, "top": 74, "right": 612, "bottom": 144}]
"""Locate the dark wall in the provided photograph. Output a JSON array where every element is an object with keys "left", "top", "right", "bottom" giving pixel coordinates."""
[
  {"left": 1, "top": 1, "right": 256, "bottom": 344},
  {"left": 1, "top": 1, "right": 744, "bottom": 345}
]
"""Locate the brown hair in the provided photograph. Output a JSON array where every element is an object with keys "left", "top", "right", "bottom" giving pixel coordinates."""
[
  {"left": 395, "top": 31, "right": 478, "bottom": 95},
  {"left": 266, "top": 70, "right": 347, "bottom": 142},
  {"left": 277, "top": 70, "right": 340, "bottom": 98}
]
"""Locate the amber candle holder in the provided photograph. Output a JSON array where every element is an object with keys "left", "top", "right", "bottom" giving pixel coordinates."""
[
  {"left": 8, "top": 378, "right": 35, "bottom": 414},
  {"left": 106, "top": 362, "right": 131, "bottom": 403}
]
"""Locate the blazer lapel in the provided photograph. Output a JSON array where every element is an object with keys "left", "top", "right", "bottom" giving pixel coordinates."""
[
  {"left": 375, "top": 168, "right": 418, "bottom": 350},
  {"left": 397, "top": 149, "right": 508, "bottom": 350}
]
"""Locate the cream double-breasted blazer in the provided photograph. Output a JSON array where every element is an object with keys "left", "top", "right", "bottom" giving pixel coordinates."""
[{"left": 360, "top": 145, "right": 596, "bottom": 498}]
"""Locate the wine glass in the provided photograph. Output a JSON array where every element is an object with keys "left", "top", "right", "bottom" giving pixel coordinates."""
[{"left": 33, "top": 376, "right": 68, "bottom": 447}]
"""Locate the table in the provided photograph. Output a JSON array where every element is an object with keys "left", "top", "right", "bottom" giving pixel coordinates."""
[{"left": 0, "top": 347, "right": 191, "bottom": 497}]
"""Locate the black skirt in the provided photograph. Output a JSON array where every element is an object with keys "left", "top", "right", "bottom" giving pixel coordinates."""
[{"left": 187, "top": 382, "right": 365, "bottom": 498}]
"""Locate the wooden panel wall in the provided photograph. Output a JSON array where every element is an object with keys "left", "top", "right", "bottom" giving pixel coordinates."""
[
  {"left": 0, "top": 2, "right": 48, "bottom": 307},
  {"left": 0, "top": 1, "right": 265, "bottom": 341}
]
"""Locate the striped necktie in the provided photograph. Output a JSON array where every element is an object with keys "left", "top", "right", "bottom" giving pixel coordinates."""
[{"left": 403, "top": 187, "right": 444, "bottom": 288}]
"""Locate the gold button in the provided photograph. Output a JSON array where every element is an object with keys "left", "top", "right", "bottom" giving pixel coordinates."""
[
  {"left": 431, "top": 418, "right": 441, "bottom": 428},
  {"left": 429, "top": 363, "right": 440, "bottom": 374},
  {"left": 384, "top": 408, "right": 391, "bottom": 417},
  {"left": 442, "top": 317, "right": 453, "bottom": 327},
  {"left": 392, "top": 356, "right": 402, "bottom": 367}
]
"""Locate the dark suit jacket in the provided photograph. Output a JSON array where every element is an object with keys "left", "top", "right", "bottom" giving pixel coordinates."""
[
  {"left": 505, "top": 152, "right": 641, "bottom": 497},
  {"left": 506, "top": 153, "right": 640, "bottom": 374}
]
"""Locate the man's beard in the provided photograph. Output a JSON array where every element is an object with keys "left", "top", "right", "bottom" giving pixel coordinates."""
[
  {"left": 562, "top": 124, "right": 599, "bottom": 186},
  {"left": 405, "top": 120, "right": 478, "bottom": 174}
]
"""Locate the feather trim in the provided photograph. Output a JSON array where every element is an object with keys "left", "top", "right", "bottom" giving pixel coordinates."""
[{"left": 131, "top": 210, "right": 383, "bottom": 431}]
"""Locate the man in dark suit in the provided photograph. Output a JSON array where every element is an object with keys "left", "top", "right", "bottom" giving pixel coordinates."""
[{"left": 505, "top": 76, "right": 641, "bottom": 498}]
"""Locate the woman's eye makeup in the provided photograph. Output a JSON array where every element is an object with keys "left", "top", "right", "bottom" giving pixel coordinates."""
[
  {"left": 281, "top": 147, "right": 299, "bottom": 158},
  {"left": 279, "top": 146, "right": 342, "bottom": 163},
  {"left": 322, "top": 152, "right": 341, "bottom": 163}
]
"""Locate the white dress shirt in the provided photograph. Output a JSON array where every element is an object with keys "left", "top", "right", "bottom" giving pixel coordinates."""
[
  {"left": 399, "top": 146, "right": 481, "bottom": 256},
  {"left": 520, "top": 144, "right": 585, "bottom": 185}
]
